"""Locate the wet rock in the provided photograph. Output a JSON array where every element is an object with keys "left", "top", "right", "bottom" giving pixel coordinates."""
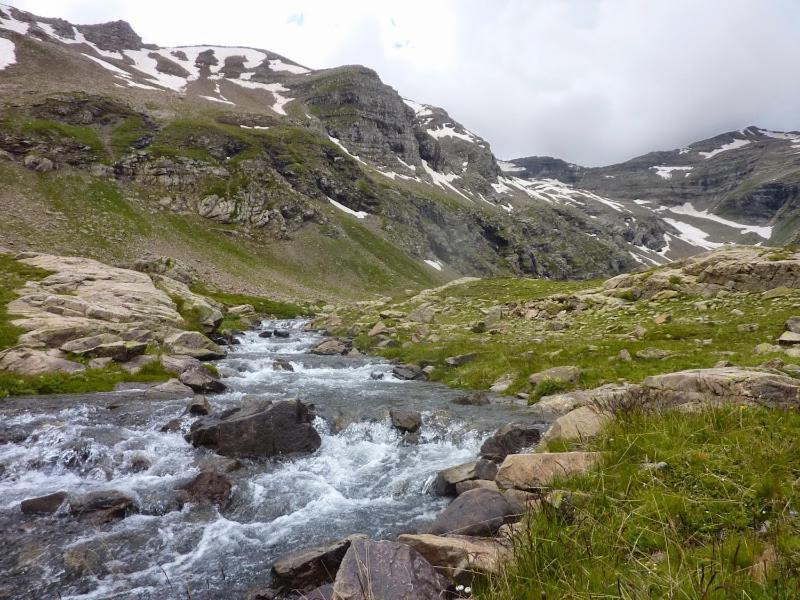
[
  {"left": 258, "top": 330, "right": 274, "bottom": 338},
  {"left": 451, "top": 391, "right": 489, "bottom": 406},
  {"left": 129, "top": 455, "right": 151, "bottom": 473},
  {"left": 389, "top": 409, "right": 422, "bottom": 433},
  {"left": 428, "top": 487, "right": 521, "bottom": 536},
  {"left": 20, "top": 491, "right": 68, "bottom": 514},
  {"left": 311, "top": 338, "right": 351, "bottom": 355},
  {"left": 273, "top": 358, "right": 295, "bottom": 372},
  {"left": 273, "top": 329, "right": 291, "bottom": 338},
  {"left": 444, "top": 353, "right": 478, "bottom": 367},
  {"left": 179, "top": 365, "right": 226, "bottom": 393},
  {"left": 160, "top": 418, "right": 183, "bottom": 433},
  {"left": 187, "top": 395, "right": 211, "bottom": 415},
  {"left": 369, "top": 371, "right": 384, "bottom": 380},
  {"left": 496, "top": 452, "right": 602, "bottom": 491},
  {"left": 332, "top": 539, "right": 450, "bottom": 600},
  {"left": 69, "top": 490, "right": 136, "bottom": 523},
  {"left": 179, "top": 470, "right": 232, "bottom": 506},
  {"left": 164, "top": 331, "right": 225, "bottom": 360},
  {"left": 528, "top": 365, "right": 581, "bottom": 385},
  {"left": 391, "top": 364, "right": 427, "bottom": 380},
  {"left": 188, "top": 399, "right": 321, "bottom": 458},
  {"left": 272, "top": 534, "right": 365, "bottom": 592},
  {"left": 480, "top": 423, "right": 542, "bottom": 462},
  {"left": 398, "top": 533, "right": 511, "bottom": 583}
]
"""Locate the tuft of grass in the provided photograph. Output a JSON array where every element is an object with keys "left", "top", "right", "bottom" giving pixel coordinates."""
[
  {"left": 0, "top": 254, "right": 51, "bottom": 351},
  {"left": 21, "top": 119, "right": 107, "bottom": 161},
  {"left": 476, "top": 406, "right": 800, "bottom": 599},
  {"left": 530, "top": 378, "right": 572, "bottom": 403},
  {"left": 192, "top": 283, "right": 310, "bottom": 319}
]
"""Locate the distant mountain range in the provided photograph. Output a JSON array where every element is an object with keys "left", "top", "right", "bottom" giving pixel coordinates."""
[{"left": 1, "top": 2, "right": 798, "bottom": 297}]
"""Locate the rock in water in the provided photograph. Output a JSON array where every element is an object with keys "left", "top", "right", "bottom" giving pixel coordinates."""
[
  {"left": 311, "top": 339, "right": 351, "bottom": 355},
  {"left": 179, "top": 366, "right": 226, "bottom": 393},
  {"left": 179, "top": 470, "right": 232, "bottom": 506},
  {"left": 272, "top": 535, "right": 365, "bottom": 592},
  {"left": 69, "top": 490, "right": 136, "bottom": 523},
  {"left": 332, "top": 539, "right": 450, "bottom": 600},
  {"left": 428, "top": 487, "right": 521, "bottom": 536},
  {"left": 480, "top": 423, "right": 542, "bottom": 462},
  {"left": 389, "top": 409, "right": 422, "bottom": 433},
  {"left": 188, "top": 399, "right": 321, "bottom": 458},
  {"left": 20, "top": 491, "right": 69, "bottom": 514},
  {"left": 391, "top": 364, "right": 427, "bottom": 380}
]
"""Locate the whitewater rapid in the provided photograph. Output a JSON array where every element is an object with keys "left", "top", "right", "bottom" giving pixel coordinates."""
[{"left": 0, "top": 319, "right": 531, "bottom": 598}]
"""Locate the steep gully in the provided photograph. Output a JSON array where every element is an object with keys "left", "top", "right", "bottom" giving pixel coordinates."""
[{"left": 0, "top": 319, "right": 538, "bottom": 599}]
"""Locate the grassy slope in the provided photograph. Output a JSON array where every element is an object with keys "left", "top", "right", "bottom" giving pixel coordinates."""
[
  {"left": 477, "top": 407, "right": 800, "bottom": 599},
  {"left": 333, "top": 277, "right": 799, "bottom": 397}
]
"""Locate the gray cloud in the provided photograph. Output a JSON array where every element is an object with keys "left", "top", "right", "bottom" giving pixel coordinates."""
[{"left": 12, "top": 0, "right": 800, "bottom": 165}]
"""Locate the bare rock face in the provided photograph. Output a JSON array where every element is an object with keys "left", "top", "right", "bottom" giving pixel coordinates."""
[
  {"left": 179, "top": 365, "right": 226, "bottom": 393},
  {"left": 428, "top": 487, "right": 521, "bottom": 537},
  {"left": 188, "top": 399, "right": 321, "bottom": 458},
  {"left": 331, "top": 539, "right": 451, "bottom": 600},
  {"left": 271, "top": 535, "right": 366, "bottom": 593},
  {"left": 397, "top": 533, "right": 511, "bottom": 583},
  {"left": 152, "top": 275, "right": 224, "bottom": 333},
  {"left": 164, "top": 331, "right": 225, "bottom": 360},
  {"left": 495, "top": 452, "right": 602, "bottom": 491}
]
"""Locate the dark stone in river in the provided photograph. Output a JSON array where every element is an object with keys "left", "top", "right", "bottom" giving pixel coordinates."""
[
  {"left": 332, "top": 539, "right": 451, "bottom": 600},
  {"left": 480, "top": 423, "right": 542, "bottom": 462},
  {"left": 428, "top": 487, "right": 520, "bottom": 536},
  {"left": 272, "top": 534, "right": 366, "bottom": 593},
  {"left": 187, "top": 395, "right": 211, "bottom": 415},
  {"left": 258, "top": 330, "right": 274, "bottom": 338},
  {"left": 391, "top": 364, "right": 427, "bottom": 381},
  {"left": 179, "top": 365, "right": 226, "bottom": 393},
  {"left": 69, "top": 490, "right": 136, "bottom": 523},
  {"left": 389, "top": 409, "right": 422, "bottom": 433},
  {"left": 311, "top": 338, "right": 352, "bottom": 355},
  {"left": 21, "top": 490, "right": 68, "bottom": 514},
  {"left": 273, "top": 329, "right": 291, "bottom": 338},
  {"left": 187, "top": 399, "right": 321, "bottom": 458},
  {"left": 179, "top": 469, "right": 232, "bottom": 506},
  {"left": 451, "top": 391, "right": 489, "bottom": 406},
  {"left": 273, "top": 358, "right": 294, "bottom": 372}
]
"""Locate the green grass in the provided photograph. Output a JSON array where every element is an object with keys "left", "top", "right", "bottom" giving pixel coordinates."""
[
  {"left": 21, "top": 119, "right": 107, "bottom": 161},
  {"left": 192, "top": 283, "right": 310, "bottom": 319},
  {"left": 110, "top": 114, "right": 151, "bottom": 157},
  {"left": 331, "top": 276, "right": 800, "bottom": 395},
  {"left": 476, "top": 406, "right": 800, "bottom": 599},
  {"left": 0, "top": 360, "right": 175, "bottom": 398},
  {"left": 0, "top": 255, "right": 51, "bottom": 350}
]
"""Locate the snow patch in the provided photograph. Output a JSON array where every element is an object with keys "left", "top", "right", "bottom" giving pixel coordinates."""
[
  {"left": 667, "top": 202, "right": 772, "bottom": 239},
  {"left": 662, "top": 218, "right": 722, "bottom": 250},
  {"left": 0, "top": 9, "right": 29, "bottom": 34},
  {"left": 698, "top": 138, "right": 751, "bottom": 159},
  {"left": 200, "top": 94, "right": 234, "bottom": 105},
  {"left": 427, "top": 124, "right": 478, "bottom": 144},
  {"left": 497, "top": 160, "right": 524, "bottom": 173},
  {"left": 423, "top": 259, "right": 442, "bottom": 271},
  {"left": 329, "top": 136, "right": 367, "bottom": 165},
  {"left": 651, "top": 165, "right": 693, "bottom": 180},
  {"left": 268, "top": 58, "right": 310, "bottom": 74},
  {"left": 328, "top": 197, "right": 368, "bottom": 219},
  {"left": 0, "top": 36, "right": 14, "bottom": 70},
  {"left": 421, "top": 160, "right": 471, "bottom": 201},
  {"left": 228, "top": 78, "right": 293, "bottom": 114}
]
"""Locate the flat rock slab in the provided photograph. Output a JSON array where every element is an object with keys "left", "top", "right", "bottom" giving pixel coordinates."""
[
  {"left": 398, "top": 533, "right": 511, "bottom": 584},
  {"left": 272, "top": 535, "right": 365, "bottom": 592},
  {"left": 331, "top": 539, "right": 450, "bottom": 600},
  {"left": 496, "top": 451, "right": 602, "bottom": 491}
]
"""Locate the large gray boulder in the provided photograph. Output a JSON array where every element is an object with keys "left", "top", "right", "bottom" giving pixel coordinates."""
[
  {"left": 0, "top": 347, "right": 85, "bottom": 376},
  {"left": 179, "top": 365, "right": 226, "bottom": 393},
  {"left": 152, "top": 274, "right": 224, "bottom": 333},
  {"left": 331, "top": 539, "right": 451, "bottom": 600},
  {"left": 398, "top": 533, "right": 511, "bottom": 584},
  {"left": 495, "top": 452, "right": 602, "bottom": 491},
  {"left": 311, "top": 338, "right": 352, "bottom": 356},
  {"left": 187, "top": 399, "right": 321, "bottom": 458},
  {"left": 428, "top": 487, "right": 521, "bottom": 537}
]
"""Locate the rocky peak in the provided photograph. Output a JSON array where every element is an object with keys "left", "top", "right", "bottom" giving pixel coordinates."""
[{"left": 76, "top": 20, "right": 143, "bottom": 52}]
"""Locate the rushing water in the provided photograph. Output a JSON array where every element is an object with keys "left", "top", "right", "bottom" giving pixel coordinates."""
[{"left": 0, "top": 320, "right": 537, "bottom": 599}]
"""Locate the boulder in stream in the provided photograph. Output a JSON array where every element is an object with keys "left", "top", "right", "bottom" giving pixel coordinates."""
[
  {"left": 391, "top": 364, "right": 427, "bottom": 381},
  {"left": 311, "top": 338, "right": 351, "bottom": 355},
  {"left": 271, "top": 534, "right": 366, "bottom": 593},
  {"left": 389, "top": 409, "right": 422, "bottom": 433},
  {"left": 179, "top": 365, "right": 226, "bottom": 393},
  {"left": 179, "top": 470, "right": 232, "bottom": 506},
  {"left": 332, "top": 539, "right": 451, "bottom": 600},
  {"left": 187, "top": 399, "right": 321, "bottom": 458},
  {"left": 428, "top": 487, "right": 521, "bottom": 536},
  {"left": 69, "top": 490, "right": 136, "bottom": 523},
  {"left": 20, "top": 491, "right": 69, "bottom": 514}
]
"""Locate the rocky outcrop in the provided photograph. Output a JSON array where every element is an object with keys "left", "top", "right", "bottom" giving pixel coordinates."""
[
  {"left": 0, "top": 347, "right": 85, "bottom": 376},
  {"left": 20, "top": 491, "right": 69, "bottom": 514},
  {"left": 331, "top": 539, "right": 451, "bottom": 600},
  {"left": 187, "top": 399, "right": 321, "bottom": 458},
  {"left": 164, "top": 331, "right": 225, "bottom": 360}
]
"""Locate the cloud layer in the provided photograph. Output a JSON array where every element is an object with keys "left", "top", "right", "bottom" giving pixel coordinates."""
[{"left": 11, "top": 0, "right": 800, "bottom": 165}]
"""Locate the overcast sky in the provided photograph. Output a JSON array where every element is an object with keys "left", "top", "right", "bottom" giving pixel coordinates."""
[{"left": 11, "top": 0, "right": 800, "bottom": 165}]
